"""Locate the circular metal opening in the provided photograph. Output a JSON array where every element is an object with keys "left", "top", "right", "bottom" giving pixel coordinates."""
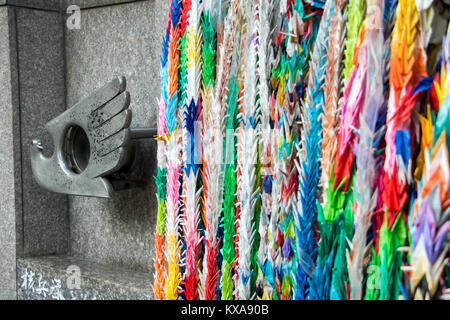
[{"left": 64, "top": 125, "right": 90, "bottom": 174}]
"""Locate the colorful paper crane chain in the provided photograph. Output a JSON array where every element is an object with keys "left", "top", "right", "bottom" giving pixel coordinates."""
[{"left": 152, "top": 0, "right": 450, "bottom": 300}]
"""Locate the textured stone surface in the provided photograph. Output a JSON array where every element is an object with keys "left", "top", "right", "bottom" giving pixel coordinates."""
[
  {"left": 0, "top": 0, "right": 167, "bottom": 299},
  {"left": 63, "top": 0, "right": 149, "bottom": 10},
  {"left": 5, "top": 0, "right": 153, "bottom": 11},
  {"left": 17, "top": 256, "right": 154, "bottom": 299},
  {"left": 9, "top": 8, "right": 22, "bottom": 262},
  {"left": 65, "top": 0, "right": 168, "bottom": 272},
  {"left": 16, "top": 7, "right": 69, "bottom": 257},
  {"left": 0, "top": 6, "right": 18, "bottom": 300},
  {"left": 7, "top": 0, "right": 59, "bottom": 11}
]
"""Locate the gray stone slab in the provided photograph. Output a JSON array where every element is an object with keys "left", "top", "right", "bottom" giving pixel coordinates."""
[
  {"left": 65, "top": 0, "right": 166, "bottom": 272},
  {"left": 17, "top": 256, "right": 154, "bottom": 299},
  {"left": 7, "top": 0, "right": 60, "bottom": 11},
  {"left": 16, "top": 7, "right": 69, "bottom": 257},
  {"left": 63, "top": 0, "right": 149, "bottom": 10},
  {"left": 9, "top": 7, "right": 22, "bottom": 262},
  {"left": 5, "top": 0, "right": 152, "bottom": 11},
  {"left": 0, "top": 6, "right": 18, "bottom": 300}
]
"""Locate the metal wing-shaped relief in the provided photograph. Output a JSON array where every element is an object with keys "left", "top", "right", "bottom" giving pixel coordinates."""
[{"left": 31, "top": 76, "right": 133, "bottom": 198}]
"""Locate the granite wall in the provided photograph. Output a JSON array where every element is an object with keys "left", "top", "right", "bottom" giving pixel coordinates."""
[
  {"left": 0, "top": 0, "right": 69, "bottom": 299},
  {"left": 0, "top": 5, "right": 19, "bottom": 300},
  {"left": 16, "top": 6, "right": 69, "bottom": 258},
  {"left": 0, "top": 0, "right": 166, "bottom": 299}
]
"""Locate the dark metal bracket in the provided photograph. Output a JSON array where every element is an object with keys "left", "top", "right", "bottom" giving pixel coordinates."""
[{"left": 30, "top": 76, "right": 156, "bottom": 198}]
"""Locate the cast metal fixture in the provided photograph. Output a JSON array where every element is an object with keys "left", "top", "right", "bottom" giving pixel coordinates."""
[{"left": 30, "top": 76, "right": 156, "bottom": 198}]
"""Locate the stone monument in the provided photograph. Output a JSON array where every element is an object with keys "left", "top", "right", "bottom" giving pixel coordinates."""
[{"left": 0, "top": 0, "right": 167, "bottom": 300}]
